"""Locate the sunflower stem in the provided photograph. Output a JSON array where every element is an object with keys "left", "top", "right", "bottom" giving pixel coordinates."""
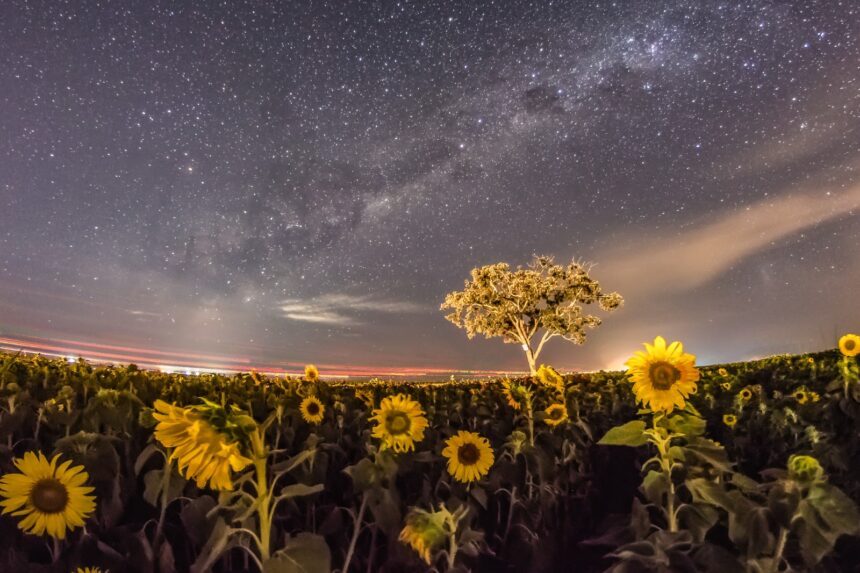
[
  {"left": 250, "top": 427, "right": 272, "bottom": 561},
  {"left": 342, "top": 492, "right": 368, "bottom": 573}
]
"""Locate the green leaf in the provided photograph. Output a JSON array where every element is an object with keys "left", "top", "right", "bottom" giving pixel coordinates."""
[
  {"left": 642, "top": 470, "right": 668, "bottom": 507},
  {"left": 277, "top": 483, "right": 324, "bottom": 501},
  {"left": 598, "top": 420, "right": 648, "bottom": 447},
  {"left": 262, "top": 533, "right": 331, "bottom": 573},
  {"left": 189, "top": 518, "right": 234, "bottom": 573},
  {"left": 796, "top": 483, "right": 860, "bottom": 565},
  {"left": 676, "top": 502, "right": 719, "bottom": 542}
]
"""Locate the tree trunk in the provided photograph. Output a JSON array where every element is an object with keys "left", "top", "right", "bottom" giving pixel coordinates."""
[{"left": 525, "top": 347, "right": 537, "bottom": 375}]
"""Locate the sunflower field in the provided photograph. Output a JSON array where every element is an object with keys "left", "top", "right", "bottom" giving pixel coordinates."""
[{"left": 0, "top": 334, "right": 859, "bottom": 573}]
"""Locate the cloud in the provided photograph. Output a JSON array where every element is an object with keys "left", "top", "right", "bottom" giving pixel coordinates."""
[
  {"left": 279, "top": 294, "right": 425, "bottom": 325},
  {"left": 598, "top": 184, "right": 860, "bottom": 296}
]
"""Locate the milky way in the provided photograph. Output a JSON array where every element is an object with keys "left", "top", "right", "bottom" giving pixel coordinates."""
[{"left": 1, "top": 1, "right": 858, "bottom": 375}]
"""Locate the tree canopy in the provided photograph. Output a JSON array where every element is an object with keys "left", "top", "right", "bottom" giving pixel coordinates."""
[{"left": 441, "top": 255, "right": 623, "bottom": 373}]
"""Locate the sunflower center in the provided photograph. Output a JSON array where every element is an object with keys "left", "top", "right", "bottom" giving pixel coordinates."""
[
  {"left": 306, "top": 402, "right": 320, "bottom": 415},
  {"left": 386, "top": 412, "right": 411, "bottom": 435},
  {"left": 549, "top": 407, "right": 563, "bottom": 420},
  {"left": 649, "top": 361, "right": 681, "bottom": 390},
  {"left": 846, "top": 339, "right": 857, "bottom": 351},
  {"left": 30, "top": 478, "right": 69, "bottom": 514},
  {"left": 457, "top": 443, "right": 480, "bottom": 465}
]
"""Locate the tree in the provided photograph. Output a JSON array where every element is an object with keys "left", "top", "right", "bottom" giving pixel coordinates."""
[{"left": 441, "top": 255, "right": 623, "bottom": 374}]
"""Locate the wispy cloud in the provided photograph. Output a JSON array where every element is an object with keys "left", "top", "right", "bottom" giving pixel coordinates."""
[
  {"left": 598, "top": 184, "right": 860, "bottom": 296},
  {"left": 279, "top": 294, "right": 425, "bottom": 325}
]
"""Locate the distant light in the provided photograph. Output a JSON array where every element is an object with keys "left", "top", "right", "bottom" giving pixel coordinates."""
[{"left": 66, "top": 355, "right": 76, "bottom": 363}]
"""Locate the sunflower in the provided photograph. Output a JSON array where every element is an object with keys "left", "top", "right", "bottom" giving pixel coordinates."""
[
  {"left": 442, "top": 431, "right": 494, "bottom": 483},
  {"left": 370, "top": 394, "right": 428, "bottom": 453},
  {"left": 0, "top": 452, "right": 96, "bottom": 540},
  {"left": 738, "top": 388, "right": 753, "bottom": 402},
  {"left": 299, "top": 396, "right": 325, "bottom": 424},
  {"left": 625, "top": 336, "right": 700, "bottom": 413},
  {"left": 399, "top": 507, "right": 448, "bottom": 565},
  {"left": 723, "top": 414, "right": 737, "bottom": 428},
  {"left": 810, "top": 391, "right": 821, "bottom": 403},
  {"left": 76, "top": 568, "right": 105, "bottom": 573},
  {"left": 792, "top": 389, "right": 809, "bottom": 404},
  {"left": 152, "top": 400, "right": 253, "bottom": 491},
  {"left": 536, "top": 365, "right": 564, "bottom": 391},
  {"left": 720, "top": 382, "right": 732, "bottom": 391},
  {"left": 544, "top": 403, "right": 569, "bottom": 427},
  {"left": 501, "top": 379, "right": 530, "bottom": 410},
  {"left": 355, "top": 389, "right": 375, "bottom": 408},
  {"left": 839, "top": 334, "right": 860, "bottom": 358},
  {"left": 718, "top": 367, "right": 728, "bottom": 377},
  {"left": 304, "top": 364, "right": 320, "bottom": 381}
]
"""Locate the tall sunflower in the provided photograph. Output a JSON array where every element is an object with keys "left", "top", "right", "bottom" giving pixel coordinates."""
[
  {"left": 839, "top": 334, "right": 860, "bottom": 357},
  {"left": 299, "top": 396, "right": 325, "bottom": 424},
  {"left": 442, "top": 431, "right": 494, "bottom": 483},
  {"left": 370, "top": 394, "right": 428, "bottom": 453},
  {"left": 152, "top": 400, "right": 253, "bottom": 491},
  {"left": 625, "top": 336, "right": 699, "bottom": 414},
  {"left": 0, "top": 452, "right": 96, "bottom": 539},
  {"left": 544, "top": 403, "right": 569, "bottom": 427}
]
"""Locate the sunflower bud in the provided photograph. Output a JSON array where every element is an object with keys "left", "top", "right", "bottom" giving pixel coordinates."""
[{"left": 787, "top": 454, "right": 824, "bottom": 483}]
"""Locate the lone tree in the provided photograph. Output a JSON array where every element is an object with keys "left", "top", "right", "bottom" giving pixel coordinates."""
[{"left": 441, "top": 255, "right": 623, "bottom": 374}]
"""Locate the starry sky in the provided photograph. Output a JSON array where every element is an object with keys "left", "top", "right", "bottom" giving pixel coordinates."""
[{"left": 1, "top": 1, "right": 858, "bottom": 376}]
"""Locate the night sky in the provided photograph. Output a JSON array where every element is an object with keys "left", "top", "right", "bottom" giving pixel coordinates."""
[{"left": 1, "top": 1, "right": 858, "bottom": 376}]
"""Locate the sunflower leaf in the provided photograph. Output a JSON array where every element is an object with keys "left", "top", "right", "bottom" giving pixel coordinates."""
[{"left": 598, "top": 420, "right": 648, "bottom": 447}]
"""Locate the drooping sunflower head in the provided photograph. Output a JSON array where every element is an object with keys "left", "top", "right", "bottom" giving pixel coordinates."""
[
  {"left": 442, "top": 431, "right": 494, "bottom": 483},
  {"left": 787, "top": 454, "right": 825, "bottom": 484},
  {"left": 723, "top": 414, "right": 738, "bottom": 428},
  {"left": 152, "top": 400, "right": 253, "bottom": 491},
  {"left": 544, "top": 403, "right": 569, "bottom": 427},
  {"left": 0, "top": 451, "right": 96, "bottom": 540},
  {"left": 398, "top": 507, "right": 449, "bottom": 565},
  {"left": 535, "top": 365, "right": 565, "bottom": 391},
  {"left": 839, "top": 334, "right": 860, "bottom": 358},
  {"left": 370, "top": 394, "right": 428, "bottom": 453},
  {"left": 304, "top": 364, "right": 320, "bottom": 382},
  {"left": 355, "top": 389, "right": 375, "bottom": 408},
  {"left": 625, "top": 336, "right": 700, "bottom": 414},
  {"left": 299, "top": 396, "right": 325, "bottom": 424},
  {"left": 501, "top": 379, "right": 530, "bottom": 411}
]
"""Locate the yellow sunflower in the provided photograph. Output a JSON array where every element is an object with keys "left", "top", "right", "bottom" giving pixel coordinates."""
[
  {"left": 810, "top": 391, "right": 821, "bottom": 403},
  {"left": 370, "top": 394, "right": 428, "bottom": 453},
  {"left": 839, "top": 334, "right": 860, "bottom": 357},
  {"left": 792, "top": 389, "right": 809, "bottom": 404},
  {"left": 501, "top": 379, "right": 530, "bottom": 410},
  {"left": 152, "top": 400, "right": 253, "bottom": 491},
  {"left": 536, "top": 365, "right": 565, "bottom": 391},
  {"left": 720, "top": 382, "right": 732, "bottom": 391},
  {"left": 76, "top": 568, "right": 105, "bottom": 573},
  {"left": 625, "top": 336, "right": 700, "bottom": 413},
  {"left": 299, "top": 396, "right": 325, "bottom": 424},
  {"left": 738, "top": 388, "right": 753, "bottom": 402},
  {"left": 304, "top": 364, "right": 320, "bottom": 381},
  {"left": 442, "top": 431, "right": 494, "bottom": 483},
  {"left": 0, "top": 452, "right": 96, "bottom": 540},
  {"left": 723, "top": 414, "right": 737, "bottom": 428},
  {"left": 544, "top": 403, "right": 569, "bottom": 427},
  {"left": 718, "top": 367, "right": 728, "bottom": 376},
  {"left": 399, "top": 508, "right": 448, "bottom": 565}
]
